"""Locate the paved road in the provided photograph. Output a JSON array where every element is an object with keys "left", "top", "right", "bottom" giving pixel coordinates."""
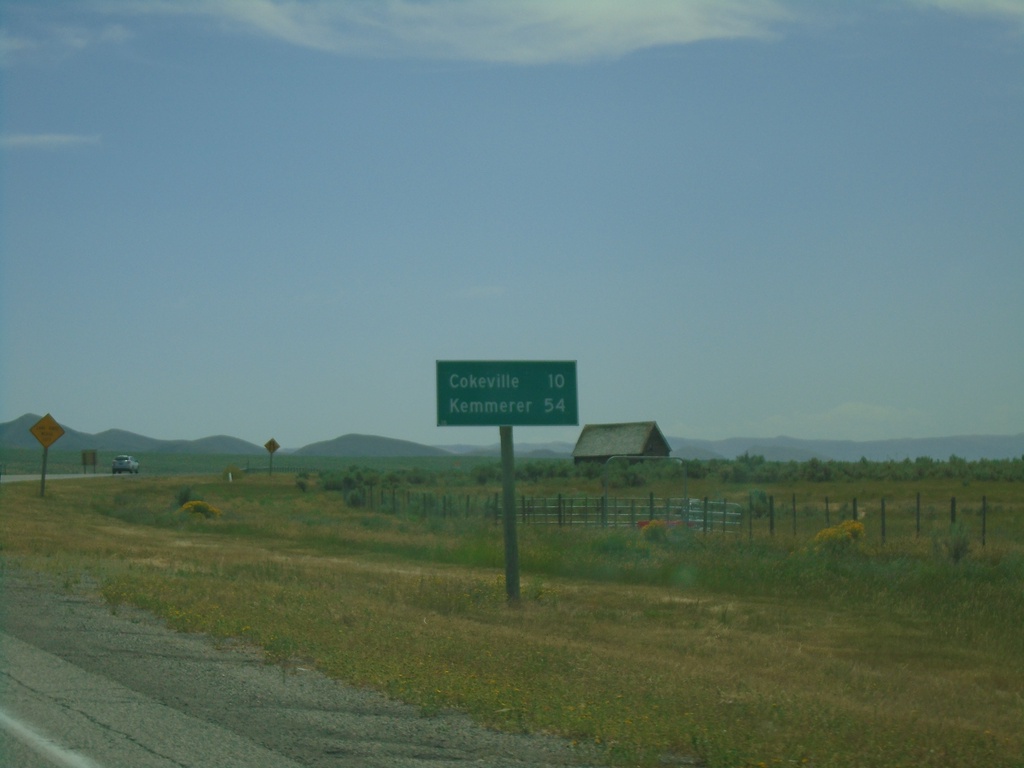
[
  {"left": 1, "top": 473, "right": 111, "bottom": 484},
  {"left": 1, "top": 571, "right": 605, "bottom": 768}
]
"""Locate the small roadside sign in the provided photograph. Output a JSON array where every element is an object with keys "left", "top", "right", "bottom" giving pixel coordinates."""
[
  {"left": 30, "top": 413, "right": 65, "bottom": 497},
  {"left": 265, "top": 438, "right": 280, "bottom": 476},
  {"left": 31, "top": 413, "right": 65, "bottom": 448}
]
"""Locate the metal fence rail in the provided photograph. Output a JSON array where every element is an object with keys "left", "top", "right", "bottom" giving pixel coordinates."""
[{"left": 514, "top": 495, "right": 743, "bottom": 531}]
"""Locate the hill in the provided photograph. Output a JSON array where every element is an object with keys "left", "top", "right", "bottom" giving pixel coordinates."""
[
  {"left": 292, "top": 434, "right": 452, "bottom": 458},
  {"left": 1, "top": 414, "right": 263, "bottom": 455},
  {"left": 668, "top": 434, "right": 1024, "bottom": 462},
  {"left": 441, "top": 441, "right": 576, "bottom": 458},
  {"left": 3, "top": 414, "right": 1023, "bottom": 461}
]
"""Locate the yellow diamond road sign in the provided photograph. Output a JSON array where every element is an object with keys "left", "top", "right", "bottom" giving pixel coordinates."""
[
  {"left": 30, "top": 413, "right": 65, "bottom": 449},
  {"left": 264, "top": 438, "right": 280, "bottom": 454}
]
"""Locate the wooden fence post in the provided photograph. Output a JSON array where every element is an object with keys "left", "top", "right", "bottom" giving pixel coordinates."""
[
  {"left": 825, "top": 496, "right": 830, "bottom": 526},
  {"left": 916, "top": 492, "right": 921, "bottom": 538},
  {"left": 769, "top": 495, "right": 775, "bottom": 536},
  {"left": 792, "top": 493, "right": 797, "bottom": 536},
  {"left": 951, "top": 496, "right": 957, "bottom": 526}
]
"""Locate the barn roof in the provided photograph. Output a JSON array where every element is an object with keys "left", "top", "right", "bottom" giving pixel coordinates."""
[{"left": 572, "top": 421, "right": 670, "bottom": 459}]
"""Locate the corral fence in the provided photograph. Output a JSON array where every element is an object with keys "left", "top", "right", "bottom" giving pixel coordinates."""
[
  {"left": 513, "top": 494, "right": 743, "bottom": 531},
  {"left": 755, "top": 492, "right": 1005, "bottom": 548},
  {"left": 363, "top": 488, "right": 742, "bottom": 532},
  {"left": 360, "top": 487, "right": 1010, "bottom": 547},
  {"left": 240, "top": 460, "right": 1015, "bottom": 547}
]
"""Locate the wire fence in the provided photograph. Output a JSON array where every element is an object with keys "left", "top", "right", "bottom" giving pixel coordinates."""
[
  {"left": 514, "top": 494, "right": 744, "bottom": 531},
  {"left": 363, "top": 487, "right": 1016, "bottom": 548},
  {"left": 367, "top": 488, "right": 743, "bottom": 531}
]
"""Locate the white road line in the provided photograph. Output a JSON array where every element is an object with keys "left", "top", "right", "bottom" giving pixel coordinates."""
[{"left": 0, "top": 708, "right": 104, "bottom": 768}]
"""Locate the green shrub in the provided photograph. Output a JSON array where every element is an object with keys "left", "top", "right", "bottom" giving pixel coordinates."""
[
  {"left": 175, "top": 485, "right": 198, "bottom": 507},
  {"left": 472, "top": 463, "right": 501, "bottom": 485},
  {"left": 936, "top": 522, "right": 971, "bottom": 564},
  {"left": 222, "top": 465, "right": 244, "bottom": 481},
  {"left": 749, "top": 489, "right": 770, "bottom": 518}
]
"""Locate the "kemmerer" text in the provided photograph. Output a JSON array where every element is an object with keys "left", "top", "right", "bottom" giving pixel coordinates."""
[{"left": 448, "top": 398, "right": 533, "bottom": 414}]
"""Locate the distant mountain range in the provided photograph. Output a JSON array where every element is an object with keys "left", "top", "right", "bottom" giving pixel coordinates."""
[
  {"left": 0, "top": 414, "right": 263, "bottom": 455},
  {"left": 2, "top": 414, "right": 1022, "bottom": 462},
  {"left": 668, "top": 434, "right": 1024, "bottom": 462}
]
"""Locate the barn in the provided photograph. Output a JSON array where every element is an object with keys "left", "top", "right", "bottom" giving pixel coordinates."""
[{"left": 571, "top": 421, "right": 672, "bottom": 465}]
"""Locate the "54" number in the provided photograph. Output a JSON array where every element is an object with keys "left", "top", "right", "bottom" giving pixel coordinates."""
[{"left": 544, "top": 398, "right": 566, "bottom": 413}]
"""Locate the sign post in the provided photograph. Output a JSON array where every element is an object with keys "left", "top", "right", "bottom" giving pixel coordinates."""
[
  {"left": 264, "top": 438, "right": 280, "bottom": 476},
  {"left": 30, "top": 414, "right": 66, "bottom": 497},
  {"left": 437, "top": 361, "right": 578, "bottom": 603},
  {"left": 81, "top": 450, "right": 98, "bottom": 474},
  {"left": 498, "top": 425, "right": 520, "bottom": 601}
]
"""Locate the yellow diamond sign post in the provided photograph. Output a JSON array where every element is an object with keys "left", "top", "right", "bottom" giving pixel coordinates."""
[
  {"left": 30, "top": 413, "right": 66, "bottom": 497},
  {"left": 264, "top": 438, "right": 280, "bottom": 476}
]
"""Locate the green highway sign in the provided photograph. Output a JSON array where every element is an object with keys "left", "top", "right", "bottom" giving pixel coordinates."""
[{"left": 437, "top": 360, "right": 578, "bottom": 427}]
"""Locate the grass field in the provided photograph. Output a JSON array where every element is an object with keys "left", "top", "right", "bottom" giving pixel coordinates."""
[{"left": 2, "top": 466, "right": 1022, "bottom": 767}]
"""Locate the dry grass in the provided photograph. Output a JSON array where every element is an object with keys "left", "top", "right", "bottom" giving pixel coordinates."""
[{"left": 2, "top": 474, "right": 1022, "bottom": 767}]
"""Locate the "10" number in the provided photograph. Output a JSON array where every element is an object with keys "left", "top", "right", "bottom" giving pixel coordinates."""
[{"left": 545, "top": 373, "right": 567, "bottom": 413}]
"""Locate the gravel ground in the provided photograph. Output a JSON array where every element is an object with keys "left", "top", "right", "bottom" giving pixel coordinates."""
[{"left": 1, "top": 567, "right": 609, "bottom": 767}]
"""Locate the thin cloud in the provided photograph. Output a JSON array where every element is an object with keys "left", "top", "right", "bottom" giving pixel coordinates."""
[
  {"left": 910, "top": 0, "right": 1024, "bottom": 24},
  {"left": 54, "top": 23, "right": 133, "bottom": 50},
  {"left": 7, "top": 1, "right": 1021, "bottom": 67},
  {"left": 136, "top": 1, "right": 1024, "bottom": 63},
  {"left": 98, "top": 0, "right": 800, "bottom": 63},
  {"left": 1, "top": 133, "right": 102, "bottom": 150},
  {"left": 0, "top": 18, "right": 132, "bottom": 66},
  {"left": 0, "top": 30, "right": 36, "bottom": 57}
]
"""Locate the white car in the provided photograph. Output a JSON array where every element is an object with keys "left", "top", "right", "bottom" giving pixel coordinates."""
[{"left": 112, "top": 455, "right": 140, "bottom": 474}]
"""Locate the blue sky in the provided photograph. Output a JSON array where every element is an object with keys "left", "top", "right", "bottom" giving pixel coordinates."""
[{"left": 2, "top": 1, "right": 1022, "bottom": 449}]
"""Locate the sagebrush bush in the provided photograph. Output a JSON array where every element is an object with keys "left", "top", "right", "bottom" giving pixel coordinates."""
[
  {"left": 179, "top": 500, "right": 222, "bottom": 519},
  {"left": 641, "top": 519, "right": 670, "bottom": 543},
  {"left": 812, "top": 519, "right": 864, "bottom": 554}
]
